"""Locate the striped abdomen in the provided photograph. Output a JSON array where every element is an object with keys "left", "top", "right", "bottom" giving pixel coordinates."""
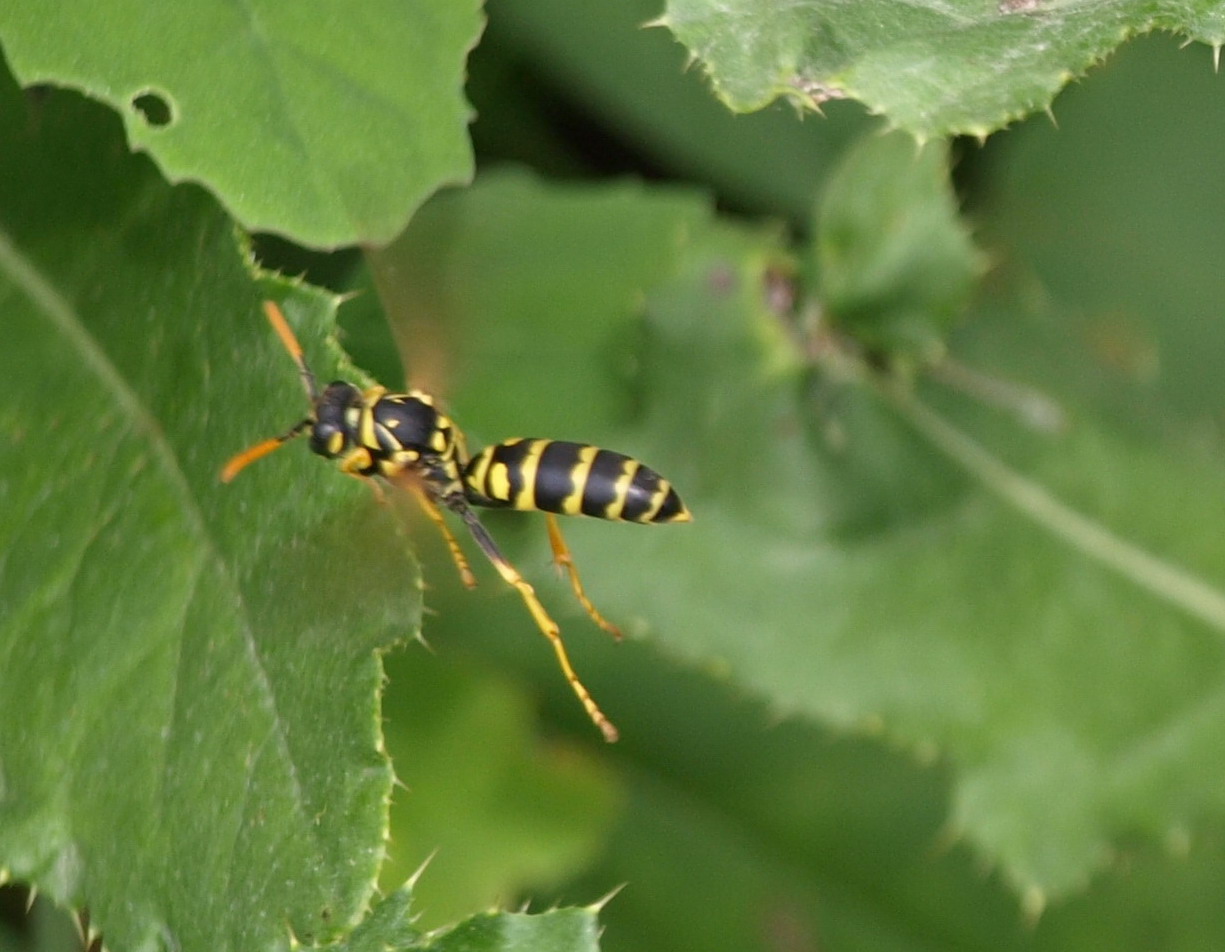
[{"left": 464, "top": 439, "right": 690, "bottom": 524}]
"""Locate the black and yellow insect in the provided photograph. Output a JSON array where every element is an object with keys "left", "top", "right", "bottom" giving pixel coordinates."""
[{"left": 222, "top": 301, "right": 691, "bottom": 742}]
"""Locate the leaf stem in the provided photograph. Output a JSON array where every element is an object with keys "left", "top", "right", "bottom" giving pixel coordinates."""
[{"left": 889, "top": 387, "right": 1225, "bottom": 633}]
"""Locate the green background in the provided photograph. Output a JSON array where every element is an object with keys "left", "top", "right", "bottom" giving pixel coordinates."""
[{"left": 3, "top": 1, "right": 1225, "bottom": 951}]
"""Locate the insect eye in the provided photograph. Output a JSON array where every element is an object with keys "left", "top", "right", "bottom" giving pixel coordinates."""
[{"left": 310, "top": 421, "right": 344, "bottom": 458}]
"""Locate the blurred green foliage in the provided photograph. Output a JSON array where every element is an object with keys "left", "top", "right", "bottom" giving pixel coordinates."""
[{"left": 3, "top": 3, "right": 1225, "bottom": 952}]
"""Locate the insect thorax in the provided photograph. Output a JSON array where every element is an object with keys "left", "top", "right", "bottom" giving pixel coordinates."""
[{"left": 368, "top": 390, "right": 466, "bottom": 494}]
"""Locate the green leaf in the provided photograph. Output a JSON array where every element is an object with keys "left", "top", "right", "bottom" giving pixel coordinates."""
[
  {"left": 329, "top": 889, "right": 604, "bottom": 952},
  {"left": 659, "top": 0, "right": 1225, "bottom": 138},
  {"left": 0, "top": 77, "right": 420, "bottom": 950},
  {"left": 480, "top": 0, "right": 865, "bottom": 226},
  {"left": 368, "top": 170, "right": 714, "bottom": 437},
  {"left": 369, "top": 169, "right": 1225, "bottom": 903},
  {"left": 427, "top": 908, "right": 602, "bottom": 952},
  {"left": 556, "top": 650, "right": 1024, "bottom": 952},
  {"left": 380, "top": 650, "right": 620, "bottom": 929},
  {"left": 555, "top": 644, "right": 1225, "bottom": 952},
  {"left": 339, "top": 889, "right": 421, "bottom": 952},
  {"left": 0, "top": 0, "right": 482, "bottom": 248},
  {"left": 626, "top": 216, "right": 1225, "bottom": 900},
  {"left": 815, "top": 132, "right": 987, "bottom": 360},
  {"left": 971, "top": 32, "right": 1225, "bottom": 430}
]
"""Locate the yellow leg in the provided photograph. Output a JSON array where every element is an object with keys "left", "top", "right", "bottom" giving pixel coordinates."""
[
  {"left": 380, "top": 468, "right": 477, "bottom": 586},
  {"left": 545, "top": 513, "right": 623, "bottom": 641},
  {"left": 457, "top": 507, "right": 619, "bottom": 743},
  {"left": 413, "top": 492, "right": 478, "bottom": 589},
  {"left": 338, "top": 449, "right": 388, "bottom": 504}
]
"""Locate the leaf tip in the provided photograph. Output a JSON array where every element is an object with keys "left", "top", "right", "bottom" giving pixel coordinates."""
[
  {"left": 962, "top": 124, "right": 992, "bottom": 144},
  {"left": 589, "top": 883, "right": 626, "bottom": 913},
  {"left": 406, "top": 849, "right": 438, "bottom": 890}
]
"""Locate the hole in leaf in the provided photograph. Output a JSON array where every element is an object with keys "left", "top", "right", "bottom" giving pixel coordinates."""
[{"left": 131, "top": 90, "right": 174, "bottom": 127}]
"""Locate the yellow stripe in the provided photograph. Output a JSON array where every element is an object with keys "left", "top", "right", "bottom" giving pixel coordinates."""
[
  {"left": 603, "top": 457, "right": 638, "bottom": 520},
  {"left": 483, "top": 454, "right": 512, "bottom": 502},
  {"left": 465, "top": 451, "right": 490, "bottom": 497},
  {"left": 514, "top": 439, "right": 547, "bottom": 510},
  {"left": 359, "top": 410, "right": 378, "bottom": 450},
  {"left": 358, "top": 387, "right": 385, "bottom": 450},
  {"left": 562, "top": 445, "right": 599, "bottom": 516},
  {"left": 640, "top": 479, "right": 671, "bottom": 522}
]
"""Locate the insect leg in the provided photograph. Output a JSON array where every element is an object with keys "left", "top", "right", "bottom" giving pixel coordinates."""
[
  {"left": 545, "top": 513, "right": 623, "bottom": 641},
  {"left": 413, "top": 491, "right": 478, "bottom": 589},
  {"left": 455, "top": 504, "right": 619, "bottom": 743},
  {"left": 333, "top": 447, "right": 392, "bottom": 505}
]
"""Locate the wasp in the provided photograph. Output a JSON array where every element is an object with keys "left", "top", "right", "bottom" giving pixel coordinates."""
[{"left": 222, "top": 301, "right": 691, "bottom": 742}]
